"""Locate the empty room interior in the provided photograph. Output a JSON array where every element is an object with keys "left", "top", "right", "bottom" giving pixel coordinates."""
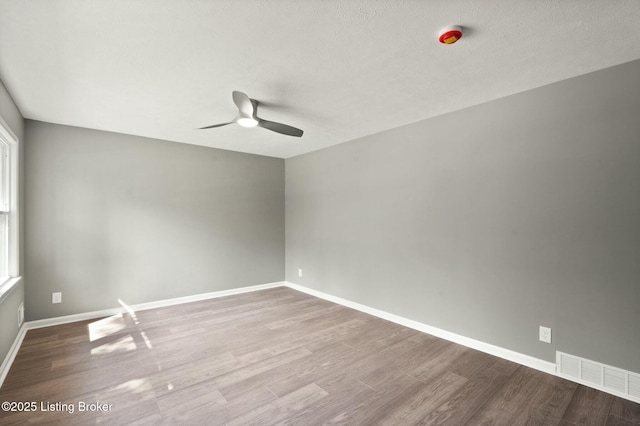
[{"left": 1, "top": 1, "right": 640, "bottom": 424}]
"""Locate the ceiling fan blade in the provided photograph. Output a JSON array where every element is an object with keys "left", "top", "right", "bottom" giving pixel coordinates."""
[
  {"left": 232, "top": 91, "right": 255, "bottom": 116},
  {"left": 196, "top": 121, "right": 234, "bottom": 130},
  {"left": 258, "top": 119, "right": 303, "bottom": 137}
]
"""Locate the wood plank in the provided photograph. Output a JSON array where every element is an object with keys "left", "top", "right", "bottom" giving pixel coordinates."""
[
  {"left": 421, "top": 364, "right": 510, "bottom": 425},
  {"left": 377, "top": 370, "right": 467, "bottom": 424},
  {"left": 223, "top": 341, "right": 354, "bottom": 400},
  {"left": 509, "top": 373, "right": 577, "bottom": 425},
  {"left": 359, "top": 337, "right": 450, "bottom": 390},
  {"left": 605, "top": 414, "right": 640, "bottom": 426},
  {"left": 609, "top": 397, "right": 640, "bottom": 424},
  {"left": 325, "top": 374, "right": 423, "bottom": 425},
  {"left": 466, "top": 365, "right": 549, "bottom": 425},
  {"left": 275, "top": 375, "right": 375, "bottom": 425},
  {"left": 562, "top": 384, "right": 614, "bottom": 425},
  {"left": 225, "top": 383, "right": 329, "bottom": 426}
]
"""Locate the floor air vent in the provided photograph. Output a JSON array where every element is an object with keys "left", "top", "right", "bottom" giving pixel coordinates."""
[{"left": 557, "top": 352, "right": 640, "bottom": 403}]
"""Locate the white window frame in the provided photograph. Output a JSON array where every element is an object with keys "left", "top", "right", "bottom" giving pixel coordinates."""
[{"left": 0, "top": 116, "right": 20, "bottom": 303}]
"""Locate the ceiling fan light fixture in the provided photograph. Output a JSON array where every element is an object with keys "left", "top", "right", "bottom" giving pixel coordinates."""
[
  {"left": 237, "top": 117, "right": 259, "bottom": 128},
  {"left": 197, "top": 91, "right": 303, "bottom": 137}
]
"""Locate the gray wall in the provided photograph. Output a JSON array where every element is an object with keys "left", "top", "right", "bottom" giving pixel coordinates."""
[
  {"left": 285, "top": 59, "right": 640, "bottom": 373},
  {"left": 25, "top": 121, "right": 284, "bottom": 320},
  {"left": 0, "top": 79, "right": 24, "bottom": 365}
]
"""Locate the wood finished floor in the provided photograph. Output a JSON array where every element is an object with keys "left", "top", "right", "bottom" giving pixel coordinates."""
[{"left": 1, "top": 287, "right": 639, "bottom": 425}]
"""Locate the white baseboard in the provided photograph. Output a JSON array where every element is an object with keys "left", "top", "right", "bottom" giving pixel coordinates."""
[
  {"left": 0, "top": 281, "right": 285, "bottom": 388},
  {"left": 0, "top": 324, "right": 27, "bottom": 388},
  {"left": 284, "top": 281, "right": 557, "bottom": 375},
  {"left": 26, "top": 281, "right": 286, "bottom": 330}
]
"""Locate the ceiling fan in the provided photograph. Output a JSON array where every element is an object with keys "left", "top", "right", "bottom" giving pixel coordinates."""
[{"left": 197, "top": 91, "right": 303, "bottom": 137}]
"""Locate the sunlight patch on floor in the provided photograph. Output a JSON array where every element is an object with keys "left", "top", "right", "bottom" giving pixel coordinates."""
[
  {"left": 90, "top": 335, "right": 136, "bottom": 356},
  {"left": 140, "top": 330, "right": 153, "bottom": 349},
  {"left": 118, "top": 298, "right": 141, "bottom": 325},
  {"left": 88, "top": 314, "right": 126, "bottom": 342},
  {"left": 114, "top": 378, "right": 154, "bottom": 394}
]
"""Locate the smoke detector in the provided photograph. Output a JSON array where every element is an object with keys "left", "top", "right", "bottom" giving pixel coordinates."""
[{"left": 439, "top": 26, "right": 463, "bottom": 44}]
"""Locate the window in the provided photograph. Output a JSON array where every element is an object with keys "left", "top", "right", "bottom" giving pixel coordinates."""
[{"left": 0, "top": 118, "right": 18, "bottom": 290}]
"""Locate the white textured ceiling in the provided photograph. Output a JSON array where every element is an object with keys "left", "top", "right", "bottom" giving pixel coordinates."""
[{"left": 1, "top": 1, "right": 640, "bottom": 158}]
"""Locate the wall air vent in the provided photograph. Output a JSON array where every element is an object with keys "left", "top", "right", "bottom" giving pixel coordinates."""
[
  {"left": 18, "top": 303, "right": 24, "bottom": 328},
  {"left": 557, "top": 352, "right": 640, "bottom": 403},
  {"left": 629, "top": 374, "right": 640, "bottom": 399}
]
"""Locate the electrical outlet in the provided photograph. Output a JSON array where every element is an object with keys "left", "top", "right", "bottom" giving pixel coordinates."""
[
  {"left": 539, "top": 326, "right": 552, "bottom": 343},
  {"left": 52, "top": 292, "right": 62, "bottom": 304},
  {"left": 298, "top": 269, "right": 302, "bottom": 277}
]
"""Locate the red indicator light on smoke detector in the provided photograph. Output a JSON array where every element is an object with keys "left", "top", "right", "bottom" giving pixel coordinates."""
[{"left": 439, "top": 26, "right": 463, "bottom": 44}]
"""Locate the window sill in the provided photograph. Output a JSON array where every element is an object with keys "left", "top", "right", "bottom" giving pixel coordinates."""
[{"left": 0, "top": 276, "right": 22, "bottom": 305}]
